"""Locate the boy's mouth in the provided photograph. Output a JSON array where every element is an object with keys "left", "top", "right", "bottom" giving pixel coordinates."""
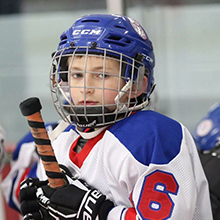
[{"left": 78, "top": 101, "right": 99, "bottom": 105}]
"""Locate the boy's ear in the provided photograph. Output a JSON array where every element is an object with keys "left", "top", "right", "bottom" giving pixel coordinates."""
[{"left": 131, "top": 75, "right": 148, "bottom": 98}]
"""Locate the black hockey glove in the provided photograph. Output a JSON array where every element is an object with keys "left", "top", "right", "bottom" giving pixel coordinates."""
[
  {"left": 19, "top": 166, "right": 114, "bottom": 220},
  {"left": 19, "top": 178, "right": 52, "bottom": 220},
  {"left": 40, "top": 178, "right": 114, "bottom": 220}
]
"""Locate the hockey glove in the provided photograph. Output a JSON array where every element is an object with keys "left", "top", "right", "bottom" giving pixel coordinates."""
[
  {"left": 19, "top": 166, "right": 114, "bottom": 220},
  {"left": 40, "top": 178, "right": 114, "bottom": 220},
  {"left": 19, "top": 178, "right": 52, "bottom": 220}
]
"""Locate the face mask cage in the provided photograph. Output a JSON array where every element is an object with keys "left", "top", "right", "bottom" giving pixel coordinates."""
[{"left": 50, "top": 46, "right": 150, "bottom": 128}]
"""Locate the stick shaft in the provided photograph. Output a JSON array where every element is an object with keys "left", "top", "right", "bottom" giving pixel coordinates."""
[{"left": 20, "top": 98, "right": 65, "bottom": 188}]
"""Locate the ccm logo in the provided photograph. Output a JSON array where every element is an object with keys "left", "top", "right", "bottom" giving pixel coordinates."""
[
  {"left": 142, "top": 54, "right": 154, "bottom": 64},
  {"left": 72, "top": 29, "right": 102, "bottom": 36},
  {"left": 145, "top": 55, "right": 154, "bottom": 63}
]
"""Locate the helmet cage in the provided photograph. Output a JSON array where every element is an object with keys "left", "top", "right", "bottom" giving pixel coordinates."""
[{"left": 50, "top": 46, "right": 150, "bottom": 128}]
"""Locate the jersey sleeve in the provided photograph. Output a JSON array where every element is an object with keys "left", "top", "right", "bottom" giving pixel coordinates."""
[{"left": 107, "top": 122, "right": 213, "bottom": 220}]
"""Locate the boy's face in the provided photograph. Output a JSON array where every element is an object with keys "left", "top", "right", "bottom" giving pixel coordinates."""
[{"left": 67, "top": 55, "right": 127, "bottom": 112}]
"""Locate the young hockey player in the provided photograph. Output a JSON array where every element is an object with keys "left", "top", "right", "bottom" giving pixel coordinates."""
[
  {"left": 193, "top": 103, "right": 220, "bottom": 220},
  {"left": 19, "top": 14, "right": 213, "bottom": 220}
]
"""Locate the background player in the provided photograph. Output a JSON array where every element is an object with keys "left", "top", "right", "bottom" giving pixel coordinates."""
[
  {"left": 19, "top": 14, "right": 212, "bottom": 220},
  {"left": 193, "top": 103, "right": 220, "bottom": 220},
  {"left": 1, "top": 119, "right": 72, "bottom": 213},
  {"left": 1, "top": 122, "right": 58, "bottom": 212}
]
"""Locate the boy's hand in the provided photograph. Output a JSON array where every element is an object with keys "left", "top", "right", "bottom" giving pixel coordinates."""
[
  {"left": 40, "top": 179, "right": 114, "bottom": 220},
  {"left": 19, "top": 178, "right": 52, "bottom": 220},
  {"left": 19, "top": 166, "right": 114, "bottom": 220}
]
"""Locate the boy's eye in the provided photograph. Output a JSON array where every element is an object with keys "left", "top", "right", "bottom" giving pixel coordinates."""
[
  {"left": 97, "top": 73, "right": 110, "bottom": 79},
  {"left": 72, "top": 73, "right": 83, "bottom": 78}
]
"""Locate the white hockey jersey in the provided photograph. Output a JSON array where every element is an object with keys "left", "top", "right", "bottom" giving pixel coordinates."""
[{"left": 35, "top": 110, "right": 213, "bottom": 220}]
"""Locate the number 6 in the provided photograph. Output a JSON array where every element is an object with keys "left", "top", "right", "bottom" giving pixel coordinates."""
[{"left": 137, "top": 170, "right": 179, "bottom": 220}]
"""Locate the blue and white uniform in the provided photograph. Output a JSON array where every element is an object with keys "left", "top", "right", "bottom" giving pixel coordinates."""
[{"left": 34, "top": 110, "right": 212, "bottom": 220}]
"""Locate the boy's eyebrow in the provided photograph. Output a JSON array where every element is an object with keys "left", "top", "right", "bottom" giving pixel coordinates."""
[
  {"left": 70, "top": 66, "right": 114, "bottom": 72},
  {"left": 92, "top": 66, "right": 106, "bottom": 72},
  {"left": 69, "top": 67, "right": 83, "bottom": 71}
]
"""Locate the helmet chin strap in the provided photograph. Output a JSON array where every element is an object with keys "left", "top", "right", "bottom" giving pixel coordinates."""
[
  {"left": 70, "top": 106, "right": 120, "bottom": 129},
  {"left": 114, "top": 77, "right": 149, "bottom": 114},
  {"left": 114, "top": 65, "right": 147, "bottom": 113},
  {"left": 114, "top": 80, "right": 132, "bottom": 113},
  {"left": 114, "top": 81, "right": 157, "bottom": 113},
  {"left": 57, "top": 82, "right": 72, "bottom": 104}
]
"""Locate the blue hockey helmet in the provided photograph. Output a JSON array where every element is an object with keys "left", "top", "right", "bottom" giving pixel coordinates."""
[
  {"left": 50, "top": 14, "right": 155, "bottom": 128},
  {"left": 192, "top": 103, "right": 220, "bottom": 151}
]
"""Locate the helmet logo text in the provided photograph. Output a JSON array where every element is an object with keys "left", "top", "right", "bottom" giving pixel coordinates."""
[
  {"left": 72, "top": 29, "right": 102, "bottom": 36},
  {"left": 142, "top": 54, "right": 154, "bottom": 64}
]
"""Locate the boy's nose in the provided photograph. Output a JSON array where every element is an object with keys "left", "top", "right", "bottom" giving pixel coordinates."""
[{"left": 80, "top": 75, "right": 95, "bottom": 94}]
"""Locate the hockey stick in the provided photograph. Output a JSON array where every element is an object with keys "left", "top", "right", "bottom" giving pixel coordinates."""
[{"left": 19, "top": 97, "right": 65, "bottom": 188}]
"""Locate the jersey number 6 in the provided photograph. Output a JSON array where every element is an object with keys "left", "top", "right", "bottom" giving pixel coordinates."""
[{"left": 137, "top": 170, "right": 179, "bottom": 220}]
